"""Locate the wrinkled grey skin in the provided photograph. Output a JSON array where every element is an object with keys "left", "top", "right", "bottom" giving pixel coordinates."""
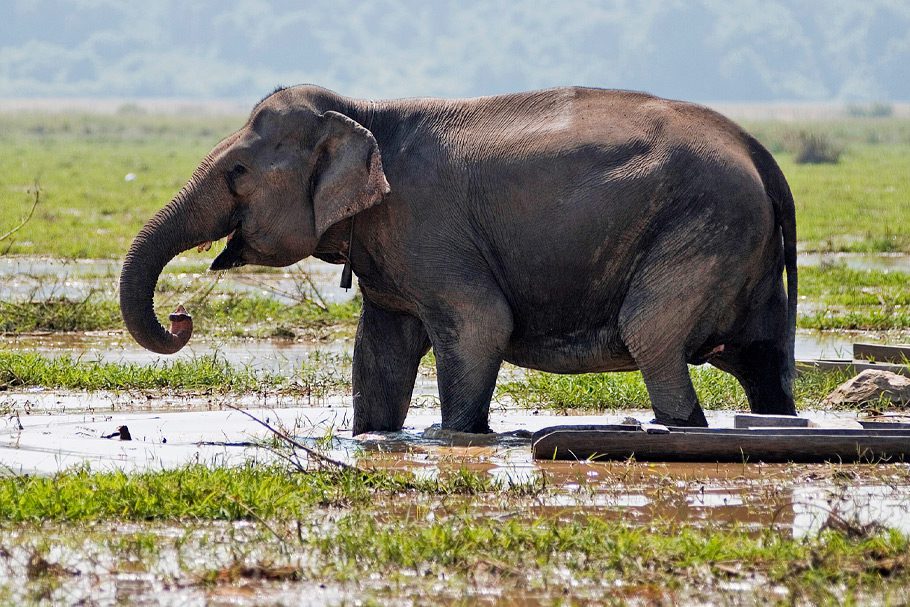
[{"left": 120, "top": 85, "right": 798, "bottom": 434}]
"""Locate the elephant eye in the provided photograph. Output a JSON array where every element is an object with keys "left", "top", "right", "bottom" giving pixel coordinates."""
[{"left": 226, "top": 164, "right": 247, "bottom": 195}]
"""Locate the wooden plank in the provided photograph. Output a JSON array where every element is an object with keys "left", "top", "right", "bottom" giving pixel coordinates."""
[
  {"left": 531, "top": 425, "right": 910, "bottom": 463},
  {"left": 534, "top": 424, "right": 910, "bottom": 438},
  {"left": 796, "top": 359, "right": 910, "bottom": 377},
  {"left": 861, "top": 421, "right": 910, "bottom": 430},
  {"left": 733, "top": 414, "right": 808, "bottom": 429},
  {"left": 853, "top": 343, "right": 910, "bottom": 364}
]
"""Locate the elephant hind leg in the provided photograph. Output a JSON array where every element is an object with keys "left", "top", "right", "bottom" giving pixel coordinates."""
[
  {"left": 711, "top": 270, "right": 796, "bottom": 416},
  {"left": 636, "top": 352, "right": 709, "bottom": 426},
  {"left": 619, "top": 304, "right": 708, "bottom": 426},
  {"left": 618, "top": 267, "right": 718, "bottom": 427},
  {"left": 711, "top": 342, "right": 796, "bottom": 416}
]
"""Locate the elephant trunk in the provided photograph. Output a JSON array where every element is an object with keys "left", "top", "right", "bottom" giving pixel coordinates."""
[{"left": 119, "top": 168, "right": 232, "bottom": 354}]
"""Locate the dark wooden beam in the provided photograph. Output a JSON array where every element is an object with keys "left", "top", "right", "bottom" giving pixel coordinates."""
[
  {"left": 796, "top": 359, "right": 909, "bottom": 377},
  {"left": 531, "top": 425, "right": 910, "bottom": 463},
  {"left": 733, "top": 414, "right": 808, "bottom": 429},
  {"left": 853, "top": 343, "right": 910, "bottom": 364}
]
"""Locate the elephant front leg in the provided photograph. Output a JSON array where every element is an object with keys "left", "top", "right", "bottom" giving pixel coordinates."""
[
  {"left": 351, "top": 298, "right": 430, "bottom": 435},
  {"left": 428, "top": 296, "right": 513, "bottom": 433}
]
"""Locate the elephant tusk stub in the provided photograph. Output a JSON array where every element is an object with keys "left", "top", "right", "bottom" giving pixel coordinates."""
[
  {"left": 196, "top": 230, "right": 235, "bottom": 253},
  {"left": 167, "top": 304, "right": 193, "bottom": 342}
]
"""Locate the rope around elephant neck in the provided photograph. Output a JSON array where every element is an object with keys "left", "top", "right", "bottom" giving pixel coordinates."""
[{"left": 339, "top": 217, "right": 354, "bottom": 290}]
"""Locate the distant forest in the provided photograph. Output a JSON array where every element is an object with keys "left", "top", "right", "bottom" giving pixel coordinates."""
[{"left": 2, "top": 0, "right": 908, "bottom": 102}]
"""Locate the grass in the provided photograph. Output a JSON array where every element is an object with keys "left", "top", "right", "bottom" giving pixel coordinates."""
[
  {"left": 0, "top": 349, "right": 866, "bottom": 412},
  {"left": 2, "top": 112, "right": 910, "bottom": 258},
  {"left": 0, "top": 112, "right": 239, "bottom": 259},
  {"left": 319, "top": 513, "right": 910, "bottom": 595},
  {"left": 790, "top": 130, "right": 843, "bottom": 164},
  {"left": 0, "top": 466, "right": 535, "bottom": 522},
  {"left": 0, "top": 291, "right": 360, "bottom": 337},
  {"left": 0, "top": 351, "right": 351, "bottom": 396},
  {"left": 0, "top": 294, "right": 121, "bottom": 333},
  {"left": 780, "top": 145, "right": 910, "bottom": 254},
  {"left": 0, "top": 351, "right": 263, "bottom": 392},
  {"left": 0, "top": 465, "right": 908, "bottom": 603},
  {"left": 498, "top": 366, "right": 860, "bottom": 413},
  {"left": 799, "top": 265, "right": 910, "bottom": 330}
]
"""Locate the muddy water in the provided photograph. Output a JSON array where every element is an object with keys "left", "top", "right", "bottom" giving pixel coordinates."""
[
  {"left": 3, "top": 252, "right": 910, "bottom": 542},
  {"left": 1, "top": 391, "right": 908, "bottom": 539}
]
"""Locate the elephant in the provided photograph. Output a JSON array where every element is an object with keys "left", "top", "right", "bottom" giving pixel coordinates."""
[{"left": 120, "top": 85, "right": 798, "bottom": 434}]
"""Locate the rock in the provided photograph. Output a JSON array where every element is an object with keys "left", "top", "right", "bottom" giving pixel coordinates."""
[{"left": 823, "top": 370, "right": 910, "bottom": 408}]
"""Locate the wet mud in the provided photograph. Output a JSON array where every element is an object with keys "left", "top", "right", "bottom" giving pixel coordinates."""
[{"left": 2, "top": 388, "right": 908, "bottom": 539}]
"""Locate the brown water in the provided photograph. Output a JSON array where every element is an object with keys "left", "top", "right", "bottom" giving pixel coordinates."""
[
  {"left": 2, "top": 387, "right": 908, "bottom": 540},
  {"left": 352, "top": 426, "right": 910, "bottom": 539}
]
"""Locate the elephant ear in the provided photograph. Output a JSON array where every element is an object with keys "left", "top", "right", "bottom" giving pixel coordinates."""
[{"left": 312, "top": 111, "right": 390, "bottom": 238}]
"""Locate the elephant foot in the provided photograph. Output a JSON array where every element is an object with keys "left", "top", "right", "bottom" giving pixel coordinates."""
[{"left": 651, "top": 406, "right": 709, "bottom": 428}]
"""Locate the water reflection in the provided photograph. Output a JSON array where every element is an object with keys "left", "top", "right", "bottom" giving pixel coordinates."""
[{"left": 350, "top": 428, "right": 910, "bottom": 538}]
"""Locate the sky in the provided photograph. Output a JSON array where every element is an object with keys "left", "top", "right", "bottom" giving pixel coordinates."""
[{"left": 1, "top": 0, "right": 908, "bottom": 103}]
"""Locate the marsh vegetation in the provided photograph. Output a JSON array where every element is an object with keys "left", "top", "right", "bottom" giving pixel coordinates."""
[{"left": 1, "top": 109, "right": 909, "bottom": 604}]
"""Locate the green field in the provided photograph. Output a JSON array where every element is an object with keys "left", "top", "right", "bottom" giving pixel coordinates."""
[
  {"left": 0, "top": 112, "right": 238, "bottom": 259},
  {"left": 2, "top": 112, "right": 910, "bottom": 258}
]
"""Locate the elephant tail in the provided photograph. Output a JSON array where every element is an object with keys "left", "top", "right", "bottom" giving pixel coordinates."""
[{"left": 749, "top": 136, "right": 798, "bottom": 385}]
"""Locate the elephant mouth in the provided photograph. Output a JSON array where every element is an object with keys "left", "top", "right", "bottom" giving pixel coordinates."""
[{"left": 209, "top": 228, "right": 247, "bottom": 271}]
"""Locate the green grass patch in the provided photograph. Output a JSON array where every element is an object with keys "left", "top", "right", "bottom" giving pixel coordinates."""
[
  {"left": 0, "top": 292, "right": 360, "bottom": 337},
  {"left": 798, "top": 265, "right": 910, "bottom": 330},
  {"left": 0, "top": 295, "right": 120, "bottom": 333},
  {"left": 0, "top": 112, "right": 240, "bottom": 259},
  {"left": 498, "top": 366, "right": 853, "bottom": 412},
  {"left": 780, "top": 145, "right": 910, "bottom": 253},
  {"left": 0, "top": 466, "right": 536, "bottom": 522},
  {"left": 0, "top": 351, "right": 352, "bottom": 396},
  {"left": 0, "top": 351, "right": 267, "bottom": 392},
  {"left": 200, "top": 293, "right": 360, "bottom": 339},
  {"left": 318, "top": 512, "right": 910, "bottom": 597}
]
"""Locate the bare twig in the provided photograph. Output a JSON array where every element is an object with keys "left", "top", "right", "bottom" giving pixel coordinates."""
[
  {"left": 1, "top": 182, "right": 42, "bottom": 246},
  {"left": 224, "top": 403, "right": 356, "bottom": 471},
  {"left": 300, "top": 271, "right": 329, "bottom": 310}
]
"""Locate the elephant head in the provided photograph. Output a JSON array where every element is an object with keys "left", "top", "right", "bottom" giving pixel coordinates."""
[{"left": 119, "top": 91, "right": 390, "bottom": 354}]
